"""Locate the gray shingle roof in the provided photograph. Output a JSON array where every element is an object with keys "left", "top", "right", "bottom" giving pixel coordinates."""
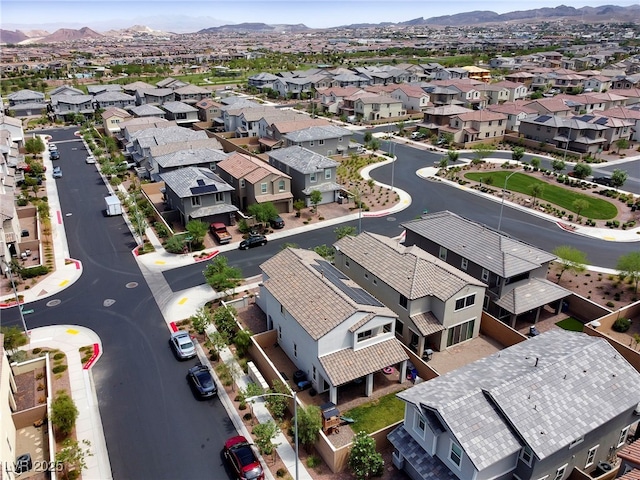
[
  {"left": 335, "top": 232, "right": 485, "bottom": 302},
  {"left": 155, "top": 148, "right": 228, "bottom": 169},
  {"left": 94, "top": 91, "right": 135, "bottom": 102},
  {"left": 397, "top": 330, "right": 640, "bottom": 469},
  {"left": 161, "top": 101, "right": 198, "bottom": 114},
  {"left": 131, "top": 104, "right": 165, "bottom": 117},
  {"left": 402, "top": 211, "right": 556, "bottom": 278},
  {"left": 494, "top": 278, "right": 571, "bottom": 315},
  {"left": 7, "top": 89, "right": 44, "bottom": 101},
  {"left": 268, "top": 146, "right": 338, "bottom": 174},
  {"left": 388, "top": 426, "right": 457, "bottom": 480},
  {"left": 260, "top": 248, "right": 396, "bottom": 340},
  {"left": 284, "top": 125, "right": 351, "bottom": 142},
  {"left": 159, "top": 166, "right": 233, "bottom": 198}
]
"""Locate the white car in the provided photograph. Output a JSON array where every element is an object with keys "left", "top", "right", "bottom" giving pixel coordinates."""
[
  {"left": 49, "top": 143, "right": 58, "bottom": 152},
  {"left": 169, "top": 331, "right": 196, "bottom": 360},
  {"left": 85, "top": 155, "right": 96, "bottom": 164}
]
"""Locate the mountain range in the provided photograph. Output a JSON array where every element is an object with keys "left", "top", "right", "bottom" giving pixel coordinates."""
[{"left": 2, "top": 4, "right": 640, "bottom": 44}]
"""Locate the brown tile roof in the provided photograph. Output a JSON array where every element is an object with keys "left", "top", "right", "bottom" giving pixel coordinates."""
[
  {"left": 319, "top": 338, "right": 408, "bottom": 386},
  {"left": 619, "top": 439, "right": 640, "bottom": 464},
  {"left": 411, "top": 311, "right": 445, "bottom": 336},
  {"left": 260, "top": 248, "right": 396, "bottom": 340},
  {"left": 217, "top": 152, "right": 289, "bottom": 182},
  {"left": 619, "top": 469, "right": 640, "bottom": 480}
]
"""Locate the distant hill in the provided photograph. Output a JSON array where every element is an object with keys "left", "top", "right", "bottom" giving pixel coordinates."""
[
  {"left": 198, "top": 22, "right": 310, "bottom": 34},
  {"left": 0, "top": 29, "right": 30, "bottom": 44},
  {"left": 41, "top": 27, "right": 102, "bottom": 43}
]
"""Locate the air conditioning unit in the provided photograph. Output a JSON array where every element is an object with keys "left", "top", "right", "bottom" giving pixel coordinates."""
[{"left": 597, "top": 461, "right": 613, "bottom": 473}]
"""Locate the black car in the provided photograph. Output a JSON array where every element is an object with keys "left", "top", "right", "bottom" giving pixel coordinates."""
[
  {"left": 50, "top": 150, "right": 60, "bottom": 160},
  {"left": 239, "top": 234, "right": 267, "bottom": 250},
  {"left": 269, "top": 215, "right": 285, "bottom": 229},
  {"left": 593, "top": 176, "right": 613, "bottom": 187},
  {"left": 186, "top": 364, "right": 217, "bottom": 398}
]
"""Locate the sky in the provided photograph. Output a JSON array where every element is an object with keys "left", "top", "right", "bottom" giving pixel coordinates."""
[{"left": 2, "top": 0, "right": 640, "bottom": 32}]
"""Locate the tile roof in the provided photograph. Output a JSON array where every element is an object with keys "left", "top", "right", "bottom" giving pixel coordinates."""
[
  {"left": 150, "top": 138, "right": 223, "bottom": 157},
  {"left": 388, "top": 426, "right": 457, "bottom": 480},
  {"left": 94, "top": 91, "right": 135, "bottom": 102},
  {"left": 154, "top": 147, "right": 227, "bottom": 169},
  {"left": 334, "top": 232, "right": 485, "bottom": 302},
  {"left": 267, "top": 146, "right": 338, "bottom": 174},
  {"left": 161, "top": 101, "right": 198, "bottom": 114},
  {"left": 398, "top": 330, "right": 640, "bottom": 469},
  {"left": 272, "top": 117, "right": 330, "bottom": 134},
  {"left": 159, "top": 166, "right": 233, "bottom": 198},
  {"left": 618, "top": 439, "right": 640, "bottom": 464},
  {"left": 319, "top": 338, "right": 408, "bottom": 386},
  {"left": 260, "top": 248, "right": 396, "bottom": 340},
  {"left": 217, "top": 152, "right": 290, "bottom": 182},
  {"left": 284, "top": 125, "right": 351, "bottom": 142},
  {"left": 494, "top": 278, "right": 571, "bottom": 315},
  {"left": 402, "top": 211, "right": 556, "bottom": 278},
  {"left": 131, "top": 104, "right": 165, "bottom": 116},
  {"left": 7, "top": 89, "right": 44, "bottom": 101}
]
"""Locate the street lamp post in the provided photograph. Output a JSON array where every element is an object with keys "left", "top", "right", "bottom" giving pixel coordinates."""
[
  {"left": 497, "top": 170, "right": 519, "bottom": 231},
  {"left": 349, "top": 183, "right": 362, "bottom": 234},
  {"left": 2, "top": 259, "right": 29, "bottom": 338},
  {"left": 246, "top": 391, "right": 298, "bottom": 480}
]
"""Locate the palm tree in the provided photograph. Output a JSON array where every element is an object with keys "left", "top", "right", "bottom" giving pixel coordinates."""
[{"left": 530, "top": 184, "right": 544, "bottom": 206}]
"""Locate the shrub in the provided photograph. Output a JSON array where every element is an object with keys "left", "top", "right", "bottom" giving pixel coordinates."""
[
  {"left": 51, "top": 392, "right": 78, "bottom": 439},
  {"left": 307, "top": 455, "right": 321, "bottom": 468},
  {"left": 613, "top": 318, "right": 631, "bottom": 333},
  {"left": 53, "top": 365, "right": 68, "bottom": 374},
  {"left": 20, "top": 265, "right": 50, "bottom": 279},
  {"left": 53, "top": 352, "right": 65, "bottom": 360}
]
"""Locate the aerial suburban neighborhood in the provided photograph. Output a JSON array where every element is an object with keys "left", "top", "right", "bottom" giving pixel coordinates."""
[{"left": 1, "top": 3, "right": 640, "bottom": 480}]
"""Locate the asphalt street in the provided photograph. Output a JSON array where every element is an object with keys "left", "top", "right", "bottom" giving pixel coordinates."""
[{"left": 5, "top": 127, "right": 236, "bottom": 480}]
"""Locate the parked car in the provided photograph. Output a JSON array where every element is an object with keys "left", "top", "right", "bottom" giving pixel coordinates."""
[
  {"left": 269, "top": 215, "right": 285, "bottom": 229},
  {"left": 223, "top": 436, "right": 264, "bottom": 480},
  {"left": 186, "top": 364, "right": 217, "bottom": 398},
  {"left": 239, "top": 234, "right": 267, "bottom": 250},
  {"left": 50, "top": 150, "right": 60, "bottom": 160},
  {"left": 48, "top": 143, "right": 57, "bottom": 152},
  {"left": 85, "top": 155, "right": 96, "bottom": 164},
  {"left": 593, "top": 176, "right": 613, "bottom": 187},
  {"left": 52, "top": 166, "right": 62, "bottom": 178},
  {"left": 169, "top": 330, "right": 196, "bottom": 360}
]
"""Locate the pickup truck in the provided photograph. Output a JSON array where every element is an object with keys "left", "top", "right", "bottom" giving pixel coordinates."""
[{"left": 210, "top": 222, "right": 232, "bottom": 245}]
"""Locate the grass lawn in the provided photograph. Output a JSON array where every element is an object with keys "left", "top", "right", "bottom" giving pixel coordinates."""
[
  {"left": 464, "top": 171, "right": 618, "bottom": 220},
  {"left": 342, "top": 391, "right": 406, "bottom": 434},
  {"left": 555, "top": 317, "right": 585, "bottom": 332}
]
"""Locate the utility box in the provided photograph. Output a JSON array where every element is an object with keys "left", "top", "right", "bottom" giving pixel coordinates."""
[{"left": 105, "top": 195, "right": 123, "bottom": 216}]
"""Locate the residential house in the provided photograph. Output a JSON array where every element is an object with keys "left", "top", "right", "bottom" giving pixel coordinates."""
[
  {"left": 134, "top": 88, "right": 175, "bottom": 106},
  {"left": 523, "top": 97, "right": 573, "bottom": 117},
  {"left": 461, "top": 65, "right": 491, "bottom": 83},
  {"left": 504, "top": 71, "right": 535, "bottom": 89},
  {"left": 147, "top": 138, "right": 226, "bottom": 181},
  {"left": 93, "top": 91, "right": 136, "bottom": 110},
  {"left": 6, "top": 89, "right": 46, "bottom": 117},
  {"left": 389, "top": 329, "right": 640, "bottom": 480},
  {"left": 262, "top": 117, "right": 329, "bottom": 151},
  {"left": 221, "top": 100, "right": 274, "bottom": 135},
  {"left": 125, "top": 125, "right": 207, "bottom": 171},
  {"left": 48, "top": 85, "right": 84, "bottom": 97},
  {"left": 316, "top": 86, "right": 364, "bottom": 115},
  {"left": 486, "top": 102, "right": 539, "bottom": 132},
  {"left": 433, "top": 67, "right": 469, "bottom": 81},
  {"left": 50, "top": 94, "right": 94, "bottom": 121},
  {"left": 159, "top": 166, "right": 238, "bottom": 227},
  {"left": 421, "top": 85, "right": 463, "bottom": 108},
  {"left": 195, "top": 98, "right": 222, "bottom": 124},
  {"left": 174, "top": 84, "right": 211, "bottom": 105},
  {"left": 87, "top": 84, "right": 123, "bottom": 96},
  {"left": 572, "top": 114, "right": 633, "bottom": 151},
  {"left": 130, "top": 104, "right": 166, "bottom": 120},
  {"left": 121, "top": 81, "right": 156, "bottom": 96},
  {"left": 333, "top": 232, "right": 486, "bottom": 358},
  {"left": 101, "top": 107, "right": 132, "bottom": 136},
  {"left": 282, "top": 125, "right": 352, "bottom": 156},
  {"left": 402, "top": 211, "right": 572, "bottom": 327},
  {"left": 248, "top": 72, "right": 279, "bottom": 89},
  {"left": 612, "top": 75, "right": 640, "bottom": 90},
  {"left": 582, "top": 75, "right": 613, "bottom": 92},
  {"left": 217, "top": 152, "right": 293, "bottom": 213},
  {"left": 491, "top": 80, "right": 529, "bottom": 102},
  {"left": 160, "top": 101, "right": 199, "bottom": 126},
  {"left": 267, "top": 146, "right": 340, "bottom": 207},
  {"left": 258, "top": 247, "right": 409, "bottom": 405},
  {"left": 0, "top": 114, "right": 25, "bottom": 147},
  {"left": 156, "top": 77, "right": 189, "bottom": 90},
  {"left": 418, "top": 105, "right": 473, "bottom": 138},
  {"left": 445, "top": 110, "right": 507, "bottom": 146},
  {"left": 354, "top": 95, "right": 405, "bottom": 122},
  {"left": 609, "top": 88, "right": 640, "bottom": 107},
  {"left": 389, "top": 85, "right": 431, "bottom": 113},
  {"left": 518, "top": 114, "right": 608, "bottom": 156},
  {"left": 597, "top": 106, "right": 640, "bottom": 142}
]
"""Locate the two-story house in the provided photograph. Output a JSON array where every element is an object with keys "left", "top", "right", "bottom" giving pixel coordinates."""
[
  {"left": 282, "top": 125, "right": 353, "bottom": 156},
  {"left": 195, "top": 98, "right": 222, "bottom": 124},
  {"left": 389, "top": 329, "right": 640, "bottom": 480},
  {"left": 50, "top": 94, "right": 95, "bottom": 121},
  {"left": 390, "top": 85, "right": 431, "bottom": 113},
  {"left": 134, "top": 88, "right": 175, "bottom": 106},
  {"left": 446, "top": 110, "right": 507, "bottom": 146},
  {"left": 333, "top": 232, "right": 486, "bottom": 359},
  {"left": 93, "top": 91, "right": 136, "bottom": 110},
  {"left": 518, "top": 114, "right": 608, "bottom": 155},
  {"left": 217, "top": 152, "right": 293, "bottom": 213},
  {"left": 147, "top": 138, "right": 226, "bottom": 181},
  {"left": 486, "top": 102, "right": 539, "bottom": 132},
  {"left": 267, "top": 146, "right": 340, "bottom": 207},
  {"left": 101, "top": 107, "right": 132, "bottom": 136},
  {"left": 354, "top": 95, "right": 405, "bottom": 121},
  {"left": 258, "top": 247, "right": 409, "bottom": 405},
  {"left": 6, "top": 89, "right": 46, "bottom": 117},
  {"left": 173, "top": 84, "right": 211, "bottom": 105},
  {"left": 160, "top": 101, "right": 199, "bottom": 126},
  {"left": 159, "top": 166, "right": 238, "bottom": 227},
  {"left": 402, "top": 211, "right": 571, "bottom": 327}
]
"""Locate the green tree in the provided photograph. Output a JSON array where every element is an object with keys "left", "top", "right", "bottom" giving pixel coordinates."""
[
  {"left": 233, "top": 329, "right": 253, "bottom": 356},
  {"left": 335, "top": 225, "right": 357, "bottom": 239},
  {"left": 309, "top": 190, "right": 322, "bottom": 215},
  {"left": 438, "top": 157, "right": 449, "bottom": 170},
  {"left": 24, "top": 136, "right": 45, "bottom": 156},
  {"left": 313, "top": 244, "right": 335, "bottom": 260},
  {"left": 202, "top": 255, "right": 242, "bottom": 295},
  {"left": 441, "top": 132, "right": 454, "bottom": 147},
  {"left": 363, "top": 131, "right": 372, "bottom": 144},
  {"left": 51, "top": 392, "right": 79, "bottom": 439},
  {"left": 55, "top": 438, "right": 92, "bottom": 480},
  {"left": 247, "top": 201, "right": 279, "bottom": 225},
  {"left": 530, "top": 157, "right": 541, "bottom": 170},
  {"left": 610, "top": 169, "right": 628, "bottom": 190},
  {"left": 265, "top": 379, "right": 290, "bottom": 420},
  {"left": 213, "top": 305, "right": 238, "bottom": 340},
  {"left": 208, "top": 330, "right": 228, "bottom": 360},
  {"left": 252, "top": 420, "right": 281, "bottom": 457},
  {"left": 369, "top": 138, "right": 380, "bottom": 151},
  {"left": 616, "top": 251, "right": 640, "bottom": 295},
  {"left": 615, "top": 137, "right": 629, "bottom": 153},
  {"left": 530, "top": 184, "right": 544, "bottom": 206},
  {"left": 552, "top": 246, "right": 588, "bottom": 284},
  {"left": 511, "top": 146, "right": 525, "bottom": 162},
  {"left": 298, "top": 405, "right": 322, "bottom": 452},
  {"left": 446, "top": 149, "right": 459, "bottom": 164},
  {"left": 1, "top": 326, "right": 28, "bottom": 354},
  {"left": 571, "top": 198, "right": 590, "bottom": 218},
  {"left": 572, "top": 163, "right": 592, "bottom": 179},
  {"left": 472, "top": 143, "right": 493, "bottom": 162},
  {"left": 348, "top": 431, "right": 384, "bottom": 480},
  {"left": 185, "top": 220, "right": 208, "bottom": 250},
  {"left": 551, "top": 159, "right": 566, "bottom": 173},
  {"left": 190, "top": 306, "right": 212, "bottom": 334},
  {"left": 293, "top": 199, "right": 306, "bottom": 217}
]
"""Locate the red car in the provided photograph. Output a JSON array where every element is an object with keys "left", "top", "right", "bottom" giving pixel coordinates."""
[{"left": 223, "top": 436, "right": 264, "bottom": 480}]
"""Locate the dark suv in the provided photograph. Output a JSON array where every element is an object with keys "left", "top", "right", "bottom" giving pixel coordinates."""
[
  {"left": 239, "top": 234, "right": 267, "bottom": 250},
  {"left": 593, "top": 176, "right": 612, "bottom": 187},
  {"left": 269, "top": 215, "right": 285, "bottom": 229}
]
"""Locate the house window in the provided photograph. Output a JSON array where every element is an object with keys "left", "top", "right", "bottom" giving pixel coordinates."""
[
  {"left": 415, "top": 413, "right": 426, "bottom": 435},
  {"left": 395, "top": 320, "right": 403, "bottom": 337},
  {"left": 319, "top": 139, "right": 325, "bottom": 145},
  {"left": 569, "top": 436, "right": 584, "bottom": 449},
  {"left": 383, "top": 323, "right": 391, "bottom": 333},
  {"left": 209, "top": 162, "right": 217, "bottom": 170},
  {"left": 278, "top": 180, "right": 285, "bottom": 192},
  {"left": 364, "top": 273, "right": 369, "bottom": 279},
  {"left": 439, "top": 246, "right": 447, "bottom": 260},
  {"left": 449, "top": 442, "right": 463, "bottom": 468},
  {"left": 455, "top": 294, "right": 475, "bottom": 311},
  {"left": 294, "top": 343, "right": 297, "bottom": 357},
  {"left": 357, "top": 330, "right": 372, "bottom": 342},
  {"left": 324, "top": 168, "right": 331, "bottom": 180},
  {"left": 399, "top": 294, "right": 408, "bottom": 309},
  {"left": 618, "top": 426, "right": 630, "bottom": 447},
  {"left": 309, "top": 140, "right": 314, "bottom": 146},
  {"left": 215, "top": 192, "right": 224, "bottom": 203},
  {"left": 191, "top": 196, "right": 201, "bottom": 207},
  {"left": 312, "top": 365, "right": 316, "bottom": 380},
  {"left": 372, "top": 278, "right": 377, "bottom": 285},
  {"left": 553, "top": 464, "right": 567, "bottom": 480},
  {"left": 278, "top": 325, "right": 282, "bottom": 339},
  {"left": 240, "top": 179, "right": 245, "bottom": 188},
  {"left": 520, "top": 446, "right": 533, "bottom": 466},
  {"left": 338, "top": 136, "right": 343, "bottom": 142},
  {"left": 585, "top": 445, "right": 598, "bottom": 468},
  {"left": 345, "top": 259, "right": 350, "bottom": 268},
  {"left": 461, "top": 258, "right": 468, "bottom": 270},
  {"left": 447, "top": 319, "right": 475, "bottom": 347},
  {"left": 261, "top": 182, "right": 268, "bottom": 194},
  {"left": 280, "top": 304, "right": 287, "bottom": 316},
  {"left": 481, "top": 269, "right": 489, "bottom": 282},
  {"left": 310, "top": 172, "right": 317, "bottom": 183}
]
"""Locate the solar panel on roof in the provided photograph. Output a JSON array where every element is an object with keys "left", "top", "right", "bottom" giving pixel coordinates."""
[
  {"left": 536, "top": 115, "right": 551, "bottom": 123},
  {"left": 190, "top": 184, "right": 218, "bottom": 195},
  {"left": 312, "top": 261, "right": 384, "bottom": 307},
  {"left": 595, "top": 117, "right": 608, "bottom": 125}
]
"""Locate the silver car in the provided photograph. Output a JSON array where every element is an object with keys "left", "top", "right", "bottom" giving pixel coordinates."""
[{"left": 169, "top": 330, "right": 196, "bottom": 360}]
